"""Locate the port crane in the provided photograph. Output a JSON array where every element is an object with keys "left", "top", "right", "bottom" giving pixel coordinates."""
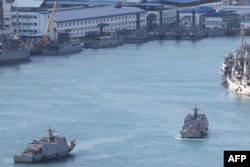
[{"left": 42, "top": 0, "right": 58, "bottom": 44}]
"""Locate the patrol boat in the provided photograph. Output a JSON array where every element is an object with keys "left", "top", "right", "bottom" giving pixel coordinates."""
[
  {"left": 14, "top": 128, "right": 76, "bottom": 163},
  {"left": 180, "top": 105, "right": 209, "bottom": 138}
]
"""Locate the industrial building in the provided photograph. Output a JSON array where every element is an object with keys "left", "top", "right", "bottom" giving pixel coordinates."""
[{"left": 52, "top": 6, "right": 147, "bottom": 40}]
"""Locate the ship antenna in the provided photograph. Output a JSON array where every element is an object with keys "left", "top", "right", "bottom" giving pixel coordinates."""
[
  {"left": 47, "top": 127, "right": 54, "bottom": 138},
  {"left": 193, "top": 104, "right": 198, "bottom": 119}
]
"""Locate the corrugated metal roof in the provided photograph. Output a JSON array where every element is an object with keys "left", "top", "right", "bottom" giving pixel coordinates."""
[
  {"left": 203, "top": 10, "right": 237, "bottom": 17},
  {"left": 166, "top": 0, "right": 198, "bottom": 3},
  {"left": 45, "top": 0, "right": 116, "bottom": 6},
  {"left": 53, "top": 6, "right": 146, "bottom": 23},
  {"left": 180, "top": 6, "right": 214, "bottom": 14},
  {"left": 13, "top": 0, "right": 44, "bottom": 8}
]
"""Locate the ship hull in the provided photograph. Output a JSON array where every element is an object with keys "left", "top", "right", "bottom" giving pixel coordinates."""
[
  {"left": 42, "top": 43, "right": 83, "bottom": 55},
  {"left": 227, "top": 76, "right": 250, "bottom": 95},
  {"left": 180, "top": 131, "right": 206, "bottom": 138},
  {"left": 14, "top": 150, "right": 72, "bottom": 163},
  {"left": 0, "top": 48, "right": 30, "bottom": 64}
]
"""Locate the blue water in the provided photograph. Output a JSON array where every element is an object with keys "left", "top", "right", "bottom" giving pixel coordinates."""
[{"left": 1, "top": 36, "right": 250, "bottom": 167}]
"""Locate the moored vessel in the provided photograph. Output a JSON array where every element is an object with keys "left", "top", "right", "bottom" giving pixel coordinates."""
[
  {"left": 0, "top": 35, "right": 31, "bottom": 64},
  {"left": 13, "top": 127, "right": 76, "bottom": 163},
  {"left": 221, "top": 24, "right": 250, "bottom": 95},
  {"left": 42, "top": 39, "right": 83, "bottom": 55},
  {"left": 180, "top": 105, "right": 209, "bottom": 138}
]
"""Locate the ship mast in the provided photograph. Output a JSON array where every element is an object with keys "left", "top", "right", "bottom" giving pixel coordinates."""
[
  {"left": 240, "top": 24, "right": 245, "bottom": 49},
  {"left": 243, "top": 52, "right": 249, "bottom": 78},
  {"left": 193, "top": 105, "right": 198, "bottom": 119}
]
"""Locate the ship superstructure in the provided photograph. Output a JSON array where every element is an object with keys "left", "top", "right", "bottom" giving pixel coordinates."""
[{"left": 180, "top": 105, "right": 209, "bottom": 138}]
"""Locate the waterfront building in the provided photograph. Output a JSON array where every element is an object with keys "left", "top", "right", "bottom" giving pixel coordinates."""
[
  {"left": 52, "top": 6, "right": 147, "bottom": 40},
  {"left": 147, "top": 7, "right": 176, "bottom": 29},
  {"left": 202, "top": 10, "right": 240, "bottom": 30},
  {"left": 1, "top": 0, "right": 13, "bottom": 34},
  {"left": 129, "top": 3, "right": 176, "bottom": 29},
  {"left": 222, "top": 0, "right": 250, "bottom": 28},
  {"left": 11, "top": 0, "right": 48, "bottom": 37},
  {"left": 2, "top": 0, "right": 146, "bottom": 41},
  {"left": 178, "top": 6, "right": 215, "bottom": 28},
  {"left": 222, "top": 0, "right": 248, "bottom": 5},
  {"left": 242, "top": 20, "right": 250, "bottom": 29},
  {"left": 1, "top": 0, "right": 50, "bottom": 38},
  {"left": 0, "top": 0, "right": 3, "bottom": 30},
  {"left": 160, "top": 0, "right": 222, "bottom": 8},
  {"left": 200, "top": 1, "right": 223, "bottom": 11},
  {"left": 223, "top": 2, "right": 250, "bottom": 11}
]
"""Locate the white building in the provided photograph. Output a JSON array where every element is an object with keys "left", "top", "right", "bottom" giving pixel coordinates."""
[
  {"left": 1, "top": 1, "right": 12, "bottom": 33},
  {"left": 222, "top": 0, "right": 248, "bottom": 5},
  {"left": 52, "top": 6, "right": 147, "bottom": 40},
  {"left": 242, "top": 21, "right": 250, "bottom": 29},
  {"left": 2, "top": 0, "right": 48, "bottom": 37},
  {"left": 142, "top": 5, "right": 176, "bottom": 29},
  {"left": 147, "top": 9, "right": 176, "bottom": 26},
  {"left": 202, "top": 10, "right": 240, "bottom": 29},
  {"left": 179, "top": 6, "right": 215, "bottom": 28},
  {"left": 2, "top": 0, "right": 147, "bottom": 41}
]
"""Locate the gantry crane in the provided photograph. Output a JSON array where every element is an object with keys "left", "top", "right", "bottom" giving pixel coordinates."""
[{"left": 42, "top": 0, "right": 58, "bottom": 44}]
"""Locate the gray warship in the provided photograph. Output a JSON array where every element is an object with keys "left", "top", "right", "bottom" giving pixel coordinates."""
[
  {"left": 0, "top": 35, "right": 31, "bottom": 64},
  {"left": 42, "top": 40, "right": 83, "bottom": 55},
  {"left": 180, "top": 105, "right": 209, "bottom": 138},
  {"left": 42, "top": 32, "right": 83, "bottom": 55},
  {"left": 14, "top": 127, "right": 76, "bottom": 163}
]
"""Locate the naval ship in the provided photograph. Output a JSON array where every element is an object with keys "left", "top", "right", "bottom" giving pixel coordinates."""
[
  {"left": 0, "top": 35, "right": 31, "bottom": 64},
  {"left": 42, "top": 40, "right": 83, "bottom": 55},
  {"left": 180, "top": 105, "right": 209, "bottom": 138},
  {"left": 13, "top": 128, "right": 76, "bottom": 163},
  {"left": 42, "top": 32, "right": 83, "bottom": 55},
  {"left": 220, "top": 25, "right": 250, "bottom": 95}
]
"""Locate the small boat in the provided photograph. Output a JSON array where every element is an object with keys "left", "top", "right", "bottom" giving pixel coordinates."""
[
  {"left": 13, "top": 127, "right": 76, "bottom": 163},
  {"left": 180, "top": 105, "right": 209, "bottom": 138}
]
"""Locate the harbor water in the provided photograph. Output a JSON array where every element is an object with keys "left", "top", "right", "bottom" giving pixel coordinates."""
[{"left": 1, "top": 36, "right": 250, "bottom": 167}]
